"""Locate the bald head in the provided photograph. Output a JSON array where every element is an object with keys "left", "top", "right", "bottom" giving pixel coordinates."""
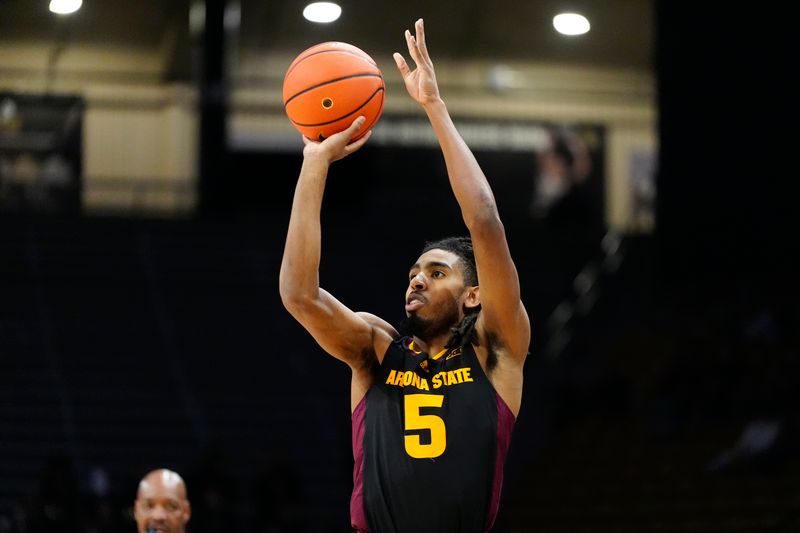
[
  {"left": 137, "top": 469, "right": 187, "bottom": 499},
  {"left": 134, "top": 469, "right": 190, "bottom": 533}
]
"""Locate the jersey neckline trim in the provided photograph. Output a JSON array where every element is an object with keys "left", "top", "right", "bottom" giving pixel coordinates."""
[{"left": 406, "top": 338, "right": 463, "bottom": 361}]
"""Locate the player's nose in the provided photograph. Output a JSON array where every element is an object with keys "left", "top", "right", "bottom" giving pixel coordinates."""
[{"left": 409, "top": 273, "right": 426, "bottom": 291}]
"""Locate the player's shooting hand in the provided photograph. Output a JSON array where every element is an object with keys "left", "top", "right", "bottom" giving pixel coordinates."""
[
  {"left": 394, "top": 18, "right": 441, "bottom": 107},
  {"left": 302, "top": 116, "right": 372, "bottom": 163}
]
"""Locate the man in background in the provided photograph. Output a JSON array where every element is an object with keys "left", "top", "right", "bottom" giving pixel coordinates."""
[{"left": 133, "top": 469, "right": 191, "bottom": 533}]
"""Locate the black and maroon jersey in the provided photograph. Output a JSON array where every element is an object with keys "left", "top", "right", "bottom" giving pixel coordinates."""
[{"left": 351, "top": 336, "right": 515, "bottom": 533}]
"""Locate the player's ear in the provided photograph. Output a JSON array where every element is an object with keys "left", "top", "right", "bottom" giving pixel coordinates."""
[
  {"left": 463, "top": 286, "right": 480, "bottom": 310},
  {"left": 182, "top": 500, "right": 191, "bottom": 524}
]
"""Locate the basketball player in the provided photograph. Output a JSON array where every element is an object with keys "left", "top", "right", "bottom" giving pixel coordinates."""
[
  {"left": 133, "top": 469, "right": 191, "bottom": 533},
  {"left": 280, "top": 18, "right": 530, "bottom": 532}
]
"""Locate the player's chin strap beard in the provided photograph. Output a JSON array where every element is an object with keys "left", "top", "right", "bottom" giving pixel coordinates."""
[
  {"left": 398, "top": 313, "right": 439, "bottom": 340},
  {"left": 399, "top": 308, "right": 480, "bottom": 353}
]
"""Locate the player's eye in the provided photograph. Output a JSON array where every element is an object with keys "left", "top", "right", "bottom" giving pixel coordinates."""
[{"left": 431, "top": 270, "right": 445, "bottom": 278}]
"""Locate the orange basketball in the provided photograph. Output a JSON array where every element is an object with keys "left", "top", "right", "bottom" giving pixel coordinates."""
[{"left": 283, "top": 42, "right": 385, "bottom": 142}]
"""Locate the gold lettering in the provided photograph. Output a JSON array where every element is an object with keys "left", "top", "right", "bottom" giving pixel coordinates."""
[
  {"left": 422, "top": 368, "right": 476, "bottom": 388},
  {"left": 386, "top": 370, "right": 441, "bottom": 390}
]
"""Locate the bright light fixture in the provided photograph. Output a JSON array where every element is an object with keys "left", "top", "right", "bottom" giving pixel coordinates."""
[
  {"left": 553, "top": 13, "right": 590, "bottom": 36},
  {"left": 49, "top": 0, "right": 82, "bottom": 15},
  {"left": 303, "top": 2, "right": 341, "bottom": 23}
]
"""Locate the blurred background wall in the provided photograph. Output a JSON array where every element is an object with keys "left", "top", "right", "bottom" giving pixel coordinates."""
[{"left": 1, "top": 1, "right": 796, "bottom": 532}]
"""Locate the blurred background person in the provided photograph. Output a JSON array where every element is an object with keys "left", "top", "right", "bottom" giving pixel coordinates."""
[
  {"left": 133, "top": 469, "right": 191, "bottom": 533},
  {"left": 529, "top": 125, "right": 594, "bottom": 221}
]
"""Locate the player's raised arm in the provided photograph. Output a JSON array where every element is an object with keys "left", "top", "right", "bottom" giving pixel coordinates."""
[
  {"left": 279, "top": 118, "right": 395, "bottom": 370},
  {"left": 394, "top": 19, "right": 530, "bottom": 361}
]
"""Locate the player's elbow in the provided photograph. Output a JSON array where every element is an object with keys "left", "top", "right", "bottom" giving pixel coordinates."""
[
  {"left": 278, "top": 276, "right": 314, "bottom": 314},
  {"left": 280, "top": 290, "right": 316, "bottom": 321},
  {"left": 279, "top": 285, "right": 297, "bottom": 312}
]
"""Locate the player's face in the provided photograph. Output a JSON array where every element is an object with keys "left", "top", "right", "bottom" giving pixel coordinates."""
[
  {"left": 134, "top": 475, "right": 190, "bottom": 533},
  {"left": 405, "top": 249, "right": 475, "bottom": 335}
]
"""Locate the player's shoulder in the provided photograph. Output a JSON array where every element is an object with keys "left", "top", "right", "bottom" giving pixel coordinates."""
[
  {"left": 356, "top": 312, "right": 399, "bottom": 340},
  {"left": 356, "top": 312, "right": 398, "bottom": 363}
]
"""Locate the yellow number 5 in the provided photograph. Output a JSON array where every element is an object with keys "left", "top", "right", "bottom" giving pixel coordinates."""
[{"left": 404, "top": 394, "right": 446, "bottom": 458}]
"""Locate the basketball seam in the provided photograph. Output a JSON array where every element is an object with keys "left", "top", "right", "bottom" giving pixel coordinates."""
[
  {"left": 285, "top": 49, "right": 377, "bottom": 79},
  {"left": 283, "top": 73, "right": 384, "bottom": 107},
  {"left": 289, "top": 87, "right": 385, "bottom": 127},
  {"left": 360, "top": 90, "right": 384, "bottom": 133}
]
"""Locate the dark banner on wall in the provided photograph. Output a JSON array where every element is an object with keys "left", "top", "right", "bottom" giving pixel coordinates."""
[
  {"left": 227, "top": 116, "right": 605, "bottom": 231},
  {"left": 0, "top": 92, "right": 83, "bottom": 214},
  {"left": 369, "top": 117, "right": 605, "bottom": 228}
]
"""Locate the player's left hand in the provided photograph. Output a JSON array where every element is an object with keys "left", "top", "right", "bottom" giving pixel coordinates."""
[{"left": 394, "top": 18, "right": 441, "bottom": 107}]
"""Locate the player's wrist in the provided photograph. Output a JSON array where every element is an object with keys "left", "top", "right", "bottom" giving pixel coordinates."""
[
  {"left": 422, "top": 97, "right": 446, "bottom": 113},
  {"left": 302, "top": 150, "right": 334, "bottom": 170}
]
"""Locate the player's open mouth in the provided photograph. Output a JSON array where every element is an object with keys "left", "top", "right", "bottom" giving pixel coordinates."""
[{"left": 405, "top": 294, "right": 426, "bottom": 312}]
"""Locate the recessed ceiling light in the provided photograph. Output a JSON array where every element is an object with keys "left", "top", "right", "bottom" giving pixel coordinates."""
[
  {"left": 303, "top": 2, "right": 342, "bottom": 23},
  {"left": 49, "top": 0, "right": 82, "bottom": 15},
  {"left": 553, "top": 13, "right": 590, "bottom": 36}
]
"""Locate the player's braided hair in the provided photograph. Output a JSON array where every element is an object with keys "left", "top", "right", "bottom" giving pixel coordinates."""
[
  {"left": 421, "top": 236, "right": 480, "bottom": 349},
  {"left": 444, "top": 310, "right": 480, "bottom": 349}
]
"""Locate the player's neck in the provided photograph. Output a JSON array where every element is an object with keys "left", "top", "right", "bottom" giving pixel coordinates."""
[{"left": 411, "top": 334, "right": 451, "bottom": 359}]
